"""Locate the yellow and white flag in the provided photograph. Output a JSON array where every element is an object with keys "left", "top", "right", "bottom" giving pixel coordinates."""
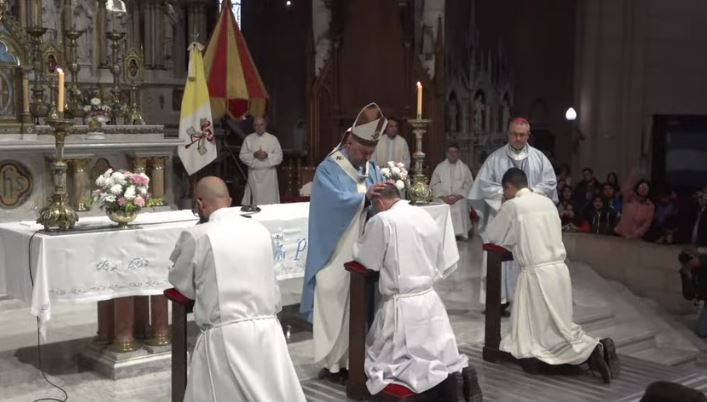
[{"left": 178, "top": 42, "right": 217, "bottom": 176}]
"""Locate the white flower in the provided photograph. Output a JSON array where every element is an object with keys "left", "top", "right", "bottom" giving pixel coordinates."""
[
  {"left": 110, "top": 184, "right": 123, "bottom": 195},
  {"left": 395, "top": 180, "right": 405, "bottom": 190},
  {"left": 83, "top": 105, "right": 91, "bottom": 112},
  {"left": 396, "top": 162, "right": 405, "bottom": 169},
  {"left": 111, "top": 171, "right": 127, "bottom": 185},
  {"left": 95, "top": 175, "right": 107, "bottom": 187},
  {"left": 124, "top": 185, "right": 136, "bottom": 200},
  {"left": 400, "top": 172, "right": 408, "bottom": 181},
  {"left": 391, "top": 167, "right": 401, "bottom": 176},
  {"left": 387, "top": 161, "right": 395, "bottom": 168},
  {"left": 104, "top": 194, "right": 116, "bottom": 203},
  {"left": 380, "top": 167, "right": 391, "bottom": 177},
  {"left": 91, "top": 97, "right": 101, "bottom": 106},
  {"left": 137, "top": 186, "right": 147, "bottom": 196},
  {"left": 102, "top": 168, "right": 113, "bottom": 178}
]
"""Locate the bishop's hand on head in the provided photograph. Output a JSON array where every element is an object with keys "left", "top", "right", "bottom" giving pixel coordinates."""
[{"left": 366, "top": 183, "right": 387, "bottom": 200}]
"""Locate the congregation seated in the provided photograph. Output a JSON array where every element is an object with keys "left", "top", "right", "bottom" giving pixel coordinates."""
[
  {"left": 579, "top": 195, "right": 618, "bottom": 235},
  {"left": 573, "top": 167, "right": 601, "bottom": 212},
  {"left": 644, "top": 183, "right": 679, "bottom": 244},
  {"left": 353, "top": 183, "right": 482, "bottom": 401},
  {"left": 601, "top": 181, "right": 623, "bottom": 216}
]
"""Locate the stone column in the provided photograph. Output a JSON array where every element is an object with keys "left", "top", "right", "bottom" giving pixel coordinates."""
[
  {"left": 155, "top": 0, "right": 166, "bottom": 69},
  {"left": 29, "top": 0, "right": 42, "bottom": 27},
  {"left": 127, "top": 0, "right": 142, "bottom": 50},
  {"left": 150, "top": 156, "right": 167, "bottom": 205},
  {"left": 142, "top": 0, "right": 155, "bottom": 68},
  {"left": 19, "top": 0, "right": 29, "bottom": 28},
  {"left": 187, "top": 0, "right": 208, "bottom": 44},
  {"left": 146, "top": 295, "right": 170, "bottom": 346},
  {"left": 111, "top": 296, "right": 138, "bottom": 352},
  {"left": 94, "top": 300, "right": 114, "bottom": 345},
  {"left": 96, "top": 0, "right": 109, "bottom": 68},
  {"left": 128, "top": 155, "right": 149, "bottom": 174},
  {"left": 67, "top": 157, "right": 92, "bottom": 211},
  {"left": 133, "top": 296, "right": 150, "bottom": 340}
]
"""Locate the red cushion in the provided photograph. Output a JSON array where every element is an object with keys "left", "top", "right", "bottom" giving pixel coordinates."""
[
  {"left": 164, "top": 288, "right": 194, "bottom": 306},
  {"left": 382, "top": 383, "right": 417, "bottom": 398}
]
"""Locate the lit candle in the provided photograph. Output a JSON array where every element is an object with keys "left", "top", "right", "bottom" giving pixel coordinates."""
[
  {"left": 56, "top": 68, "right": 65, "bottom": 113},
  {"left": 22, "top": 79, "right": 29, "bottom": 114},
  {"left": 416, "top": 81, "right": 423, "bottom": 119}
]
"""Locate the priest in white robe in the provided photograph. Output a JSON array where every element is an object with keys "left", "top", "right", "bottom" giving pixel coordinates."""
[
  {"left": 239, "top": 117, "right": 283, "bottom": 206},
  {"left": 169, "top": 176, "right": 305, "bottom": 401},
  {"left": 486, "top": 168, "right": 618, "bottom": 384},
  {"left": 301, "top": 103, "right": 387, "bottom": 382},
  {"left": 431, "top": 143, "right": 475, "bottom": 240},
  {"left": 468, "top": 117, "right": 557, "bottom": 309},
  {"left": 372, "top": 117, "right": 411, "bottom": 169},
  {"left": 354, "top": 184, "right": 481, "bottom": 400}
]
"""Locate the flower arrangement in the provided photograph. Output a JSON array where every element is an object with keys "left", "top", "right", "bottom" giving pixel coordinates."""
[
  {"left": 83, "top": 97, "right": 112, "bottom": 117},
  {"left": 379, "top": 161, "right": 409, "bottom": 191},
  {"left": 93, "top": 169, "right": 152, "bottom": 213}
]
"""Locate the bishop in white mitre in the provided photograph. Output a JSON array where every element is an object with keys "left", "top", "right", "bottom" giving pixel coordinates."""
[
  {"left": 301, "top": 103, "right": 387, "bottom": 382},
  {"left": 239, "top": 117, "right": 283, "bottom": 205},
  {"left": 353, "top": 184, "right": 480, "bottom": 399},
  {"left": 372, "top": 117, "right": 411, "bottom": 169},
  {"left": 468, "top": 117, "right": 557, "bottom": 307},
  {"left": 431, "top": 143, "right": 475, "bottom": 240},
  {"left": 169, "top": 177, "right": 306, "bottom": 401},
  {"left": 486, "top": 168, "right": 618, "bottom": 384}
]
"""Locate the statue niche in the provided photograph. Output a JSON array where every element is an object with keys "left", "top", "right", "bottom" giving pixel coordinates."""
[{"left": 0, "top": 22, "right": 27, "bottom": 130}]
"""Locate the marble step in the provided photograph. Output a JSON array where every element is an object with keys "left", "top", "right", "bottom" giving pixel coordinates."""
[
  {"left": 630, "top": 346, "right": 698, "bottom": 367},
  {"left": 0, "top": 297, "right": 27, "bottom": 312},
  {"left": 588, "top": 324, "right": 656, "bottom": 353},
  {"left": 574, "top": 305, "right": 615, "bottom": 332}
]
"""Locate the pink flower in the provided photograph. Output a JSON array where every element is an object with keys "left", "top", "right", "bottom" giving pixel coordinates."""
[
  {"left": 117, "top": 197, "right": 128, "bottom": 207},
  {"left": 134, "top": 195, "right": 145, "bottom": 207},
  {"left": 129, "top": 173, "right": 149, "bottom": 186}
]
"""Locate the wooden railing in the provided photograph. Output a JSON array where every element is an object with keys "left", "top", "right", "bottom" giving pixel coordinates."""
[
  {"left": 482, "top": 243, "right": 543, "bottom": 372},
  {"left": 163, "top": 288, "right": 194, "bottom": 402}
]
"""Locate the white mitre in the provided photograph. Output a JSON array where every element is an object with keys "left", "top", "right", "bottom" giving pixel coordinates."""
[{"left": 350, "top": 102, "right": 387, "bottom": 146}]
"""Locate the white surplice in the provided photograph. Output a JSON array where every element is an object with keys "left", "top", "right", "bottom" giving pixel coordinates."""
[
  {"left": 239, "top": 132, "right": 283, "bottom": 205},
  {"left": 468, "top": 144, "right": 557, "bottom": 304},
  {"left": 354, "top": 201, "right": 468, "bottom": 394},
  {"left": 430, "top": 159, "right": 474, "bottom": 239},
  {"left": 486, "top": 189, "right": 598, "bottom": 365},
  {"left": 372, "top": 134, "right": 411, "bottom": 169},
  {"left": 168, "top": 208, "right": 305, "bottom": 402}
]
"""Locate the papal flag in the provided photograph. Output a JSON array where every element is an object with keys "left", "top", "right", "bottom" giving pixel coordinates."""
[{"left": 178, "top": 42, "right": 217, "bottom": 176}]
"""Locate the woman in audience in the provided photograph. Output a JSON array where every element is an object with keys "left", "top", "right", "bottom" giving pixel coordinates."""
[
  {"left": 601, "top": 182, "right": 623, "bottom": 216},
  {"left": 581, "top": 195, "right": 618, "bottom": 235},
  {"left": 558, "top": 186, "right": 579, "bottom": 230},
  {"left": 607, "top": 172, "right": 619, "bottom": 189},
  {"left": 645, "top": 183, "right": 679, "bottom": 244},
  {"left": 557, "top": 164, "right": 572, "bottom": 187},
  {"left": 614, "top": 170, "right": 655, "bottom": 239}
]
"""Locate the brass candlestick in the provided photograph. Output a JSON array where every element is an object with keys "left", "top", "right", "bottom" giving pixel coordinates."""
[
  {"left": 64, "top": 28, "right": 84, "bottom": 118},
  {"left": 107, "top": 30, "right": 126, "bottom": 122},
  {"left": 27, "top": 26, "right": 49, "bottom": 120},
  {"left": 406, "top": 118, "right": 433, "bottom": 204},
  {"left": 37, "top": 118, "right": 79, "bottom": 231}
]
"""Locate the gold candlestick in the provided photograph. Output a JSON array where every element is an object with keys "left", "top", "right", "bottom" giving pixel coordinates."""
[
  {"left": 63, "top": 28, "right": 85, "bottom": 118},
  {"left": 27, "top": 26, "right": 49, "bottom": 120},
  {"left": 406, "top": 118, "right": 433, "bottom": 204},
  {"left": 37, "top": 118, "right": 79, "bottom": 231},
  {"left": 107, "top": 30, "right": 126, "bottom": 121}
]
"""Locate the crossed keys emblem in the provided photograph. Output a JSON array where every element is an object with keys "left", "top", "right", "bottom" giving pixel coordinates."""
[{"left": 185, "top": 118, "right": 214, "bottom": 155}]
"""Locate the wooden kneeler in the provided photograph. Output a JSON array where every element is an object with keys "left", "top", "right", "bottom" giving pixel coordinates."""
[
  {"left": 164, "top": 288, "right": 194, "bottom": 402},
  {"left": 482, "top": 244, "right": 544, "bottom": 373},
  {"left": 344, "top": 261, "right": 432, "bottom": 402}
]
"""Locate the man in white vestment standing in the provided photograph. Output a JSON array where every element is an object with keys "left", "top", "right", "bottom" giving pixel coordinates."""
[
  {"left": 354, "top": 184, "right": 483, "bottom": 401},
  {"left": 487, "top": 168, "right": 619, "bottom": 384},
  {"left": 239, "top": 117, "right": 283, "bottom": 206},
  {"left": 169, "top": 177, "right": 305, "bottom": 401},
  {"left": 468, "top": 117, "right": 557, "bottom": 315},
  {"left": 372, "top": 117, "right": 411, "bottom": 169},
  {"left": 301, "top": 103, "right": 388, "bottom": 383},
  {"left": 431, "top": 143, "right": 475, "bottom": 240}
]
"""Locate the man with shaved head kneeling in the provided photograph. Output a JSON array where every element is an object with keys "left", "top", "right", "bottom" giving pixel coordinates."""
[{"left": 169, "top": 176, "right": 305, "bottom": 401}]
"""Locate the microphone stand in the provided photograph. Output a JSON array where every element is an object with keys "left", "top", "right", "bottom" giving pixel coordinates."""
[{"left": 221, "top": 123, "right": 261, "bottom": 213}]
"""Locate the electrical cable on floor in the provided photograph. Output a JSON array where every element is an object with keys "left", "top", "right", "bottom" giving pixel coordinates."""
[{"left": 27, "top": 230, "right": 69, "bottom": 402}]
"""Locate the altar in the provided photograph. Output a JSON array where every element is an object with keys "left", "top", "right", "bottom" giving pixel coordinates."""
[{"left": 0, "top": 200, "right": 458, "bottom": 377}]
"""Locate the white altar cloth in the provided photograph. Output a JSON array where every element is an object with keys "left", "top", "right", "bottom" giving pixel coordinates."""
[{"left": 0, "top": 202, "right": 457, "bottom": 330}]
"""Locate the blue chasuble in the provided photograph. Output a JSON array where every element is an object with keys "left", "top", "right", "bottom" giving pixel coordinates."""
[{"left": 300, "top": 150, "right": 383, "bottom": 321}]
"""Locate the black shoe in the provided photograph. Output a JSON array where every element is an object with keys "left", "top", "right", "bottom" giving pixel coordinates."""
[
  {"left": 442, "top": 372, "right": 463, "bottom": 401},
  {"left": 462, "top": 366, "right": 483, "bottom": 402},
  {"left": 587, "top": 344, "right": 611, "bottom": 384},
  {"left": 318, "top": 368, "right": 348, "bottom": 385},
  {"left": 600, "top": 338, "right": 620, "bottom": 379},
  {"left": 500, "top": 303, "right": 511, "bottom": 318}
]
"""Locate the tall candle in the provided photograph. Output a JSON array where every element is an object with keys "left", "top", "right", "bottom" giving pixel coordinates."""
[
  {"left": 416, "top": 81, "right": 422, "bottom": 119},
  {"left": 22, "top": 79, "right": 29, "bottom": 114},
  {"left": 56, "top": 68, "right": 65, "bottom": 113}
]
